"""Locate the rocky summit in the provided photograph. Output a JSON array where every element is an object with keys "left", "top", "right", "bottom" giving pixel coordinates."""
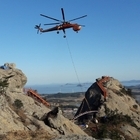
[
  {"left": 0, "top": 63, "right": 140, "bottom": 140},
  {"left": 75, "top": 76, "right": 140, "bottom": 140}
]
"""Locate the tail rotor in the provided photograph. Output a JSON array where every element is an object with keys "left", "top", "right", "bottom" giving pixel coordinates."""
[{"left": 34, "top": 23, "right": 41, "bottom": 34}]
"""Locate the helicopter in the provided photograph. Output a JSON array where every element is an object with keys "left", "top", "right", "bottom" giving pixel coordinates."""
[{"left": 35, "top": 8, "right": 87, "bottom": 38}]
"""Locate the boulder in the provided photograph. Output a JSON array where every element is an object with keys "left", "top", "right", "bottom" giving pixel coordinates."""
[
  {"left": 42, "top": 107, "right": 86, "bottom": 136},
  {"left": 75, "top": 76, "right": 140, "bottom": 140}
]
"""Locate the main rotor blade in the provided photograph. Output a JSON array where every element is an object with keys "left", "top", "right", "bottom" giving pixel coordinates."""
[
  {"left": 61, "top": 8, "right": 65, "bottom": 22},
  {"left": 44, "top": 23, "right": 60, "bottom": 25},
  {"left": 68, "top": 15, "right": 87, "bottom": 22},
  {"left": 40, "top": 14, "right": 62, "bottom": 22}
]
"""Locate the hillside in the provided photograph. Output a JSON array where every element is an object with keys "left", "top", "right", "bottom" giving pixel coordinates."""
[
  {"left": 0, "top": 63, "right": 90, "bottom": 140},
  {"left": 0, "top": 63, "right": 140, "bottom": 140}
]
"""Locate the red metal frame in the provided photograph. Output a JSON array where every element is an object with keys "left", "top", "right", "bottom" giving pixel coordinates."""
[
  {"left": 96, "top": 76, "right": 110, "bottom": 100},
  {"left": 25, "top": 89, "right": 50, "bottom": 107}
]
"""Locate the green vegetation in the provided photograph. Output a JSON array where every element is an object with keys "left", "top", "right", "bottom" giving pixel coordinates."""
[
  {"left": 0, "top": 79, "right": 9, "bottom": 94},
  {"left": 105, "top": 107, "right": 137, "bottom": 127},
  {"left": 115, "top": 87, "right": 133, "bottom": 97},
  {"left": 13, "top": 99, "right": 23, "bottom": 109},
  {"left": 115, "top": 90, "right": 124, "bottom": 96},
  {"left": 120, "top": 87, "right": 132, "bottom": 96},
  {"left": 91, "top": 108, "right": 138, "bottom": 139},
  {"left": 91, "top": 107, "right": 139, "bottom": 139},
  {"left": 92, "top": 124, "right": 122, "bottom": 139}
]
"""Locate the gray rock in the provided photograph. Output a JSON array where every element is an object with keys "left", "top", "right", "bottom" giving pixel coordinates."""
[
  {"left": 0, "top": 65, "right": 140, "bottom": 140},
  {"left": 0, "top": 63, "right": 27, "bottom": 93},
  {"left": 41, "top": 107, "right": 87, "bottom": 136},
  {"left": 0, "top": 63, "right": 88, "bottom": 137},
  {"left": 75, "top": 76, "right": 140, "bottom": 140}
]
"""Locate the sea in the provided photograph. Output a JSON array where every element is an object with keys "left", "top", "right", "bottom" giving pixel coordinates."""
[
  {"left": 25, "top": 81, "right": 140, "bottom": 94},
  {"left": 25, "top": 83, "right": 91, "bottom": 94},
  {"left": 25, "top": 81, "right": 140, "bottom": 103}
]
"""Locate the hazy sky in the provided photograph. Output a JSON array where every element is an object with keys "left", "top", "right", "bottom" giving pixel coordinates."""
[{"left": 0, "top": 0, "right": 140, "bottom": 85}]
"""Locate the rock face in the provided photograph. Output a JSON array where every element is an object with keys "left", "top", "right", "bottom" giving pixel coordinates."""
[
  {"left": 1, "top": 64, "right": 140, "bottom": 140},
  {"left": 75, "top": 76, "right": 140, "bottom": 140},
  {"left": 0, "top": 63, "right": 27, "bottom": 93},
  {"left": 0, "top": 63, "right": 88, "bottom": 139},
  {"left": 41, "top": 107, "right": 87, "bottom": 136}
]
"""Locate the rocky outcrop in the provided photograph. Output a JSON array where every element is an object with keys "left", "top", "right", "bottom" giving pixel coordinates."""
[
  {"left": 0, "top": 63, "right": 27, "bottom": 93},
  {"left": 42, "top": 107, "right": 86, "bottom": 136},
  {"left": 75, "top": 76, "right": 140, "bottom": 140},
  {"left": 1, "top": 64, "right": 140, "bottom": 140},
  {"left": 0, "top": 63, "right": 88, "bottom": 139}
]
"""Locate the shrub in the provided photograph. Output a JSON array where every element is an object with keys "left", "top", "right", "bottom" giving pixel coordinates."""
[
  {"left": 120, "top": 88, "right": 132, "bottom": 96},
  {"left": 0, "top": 79, "right": 9, "bottom": 94},
  {"left": 13, "top": 99, "right": 23, "bottom": 109},
  {"left": 109, "top": 130, "right": 122, "bottom": 139},
  {"left": 126, "top": 88, "right": 132, "bottom": 96},
  {"left": 97, "top": 124, "right": 108, "bottom": 138}
]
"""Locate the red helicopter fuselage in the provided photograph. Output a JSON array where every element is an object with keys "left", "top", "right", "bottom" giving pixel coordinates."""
[{"left": 41, "top": 23, "right": 81, "bottom": 33}]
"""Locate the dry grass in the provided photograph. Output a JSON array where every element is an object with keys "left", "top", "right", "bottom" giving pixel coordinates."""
[{"left": 0, "top": 130, "right": 55, "bottom": 140}]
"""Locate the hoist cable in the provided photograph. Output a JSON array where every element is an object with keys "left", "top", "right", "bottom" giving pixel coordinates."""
[
  {"left": 65, "top": 37, "right": 83, "bottom": 92},
  {"left": 65, "top": 36, "right": 91, "bottom": 113}
]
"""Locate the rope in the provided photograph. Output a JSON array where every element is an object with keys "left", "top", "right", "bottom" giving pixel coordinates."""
[
  {"left": 65, "top": 37, "right": 91, "bottom": 113},
  {"left": 84, "top": 97, "right": 91, "bottom": 111},
  {"left": 64, "top": 36, "right": 92, "bottom": 119},
  {"left": 79, "top": 100, "right": 85, "bottom": 115},
  {"left": 65, "top": 37, "right": 83, "bottom": 92}
]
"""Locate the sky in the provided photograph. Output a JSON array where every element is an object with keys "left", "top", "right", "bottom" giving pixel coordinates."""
[{"left": 0, "top": 0, "right": 140, "bottom": 85}]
